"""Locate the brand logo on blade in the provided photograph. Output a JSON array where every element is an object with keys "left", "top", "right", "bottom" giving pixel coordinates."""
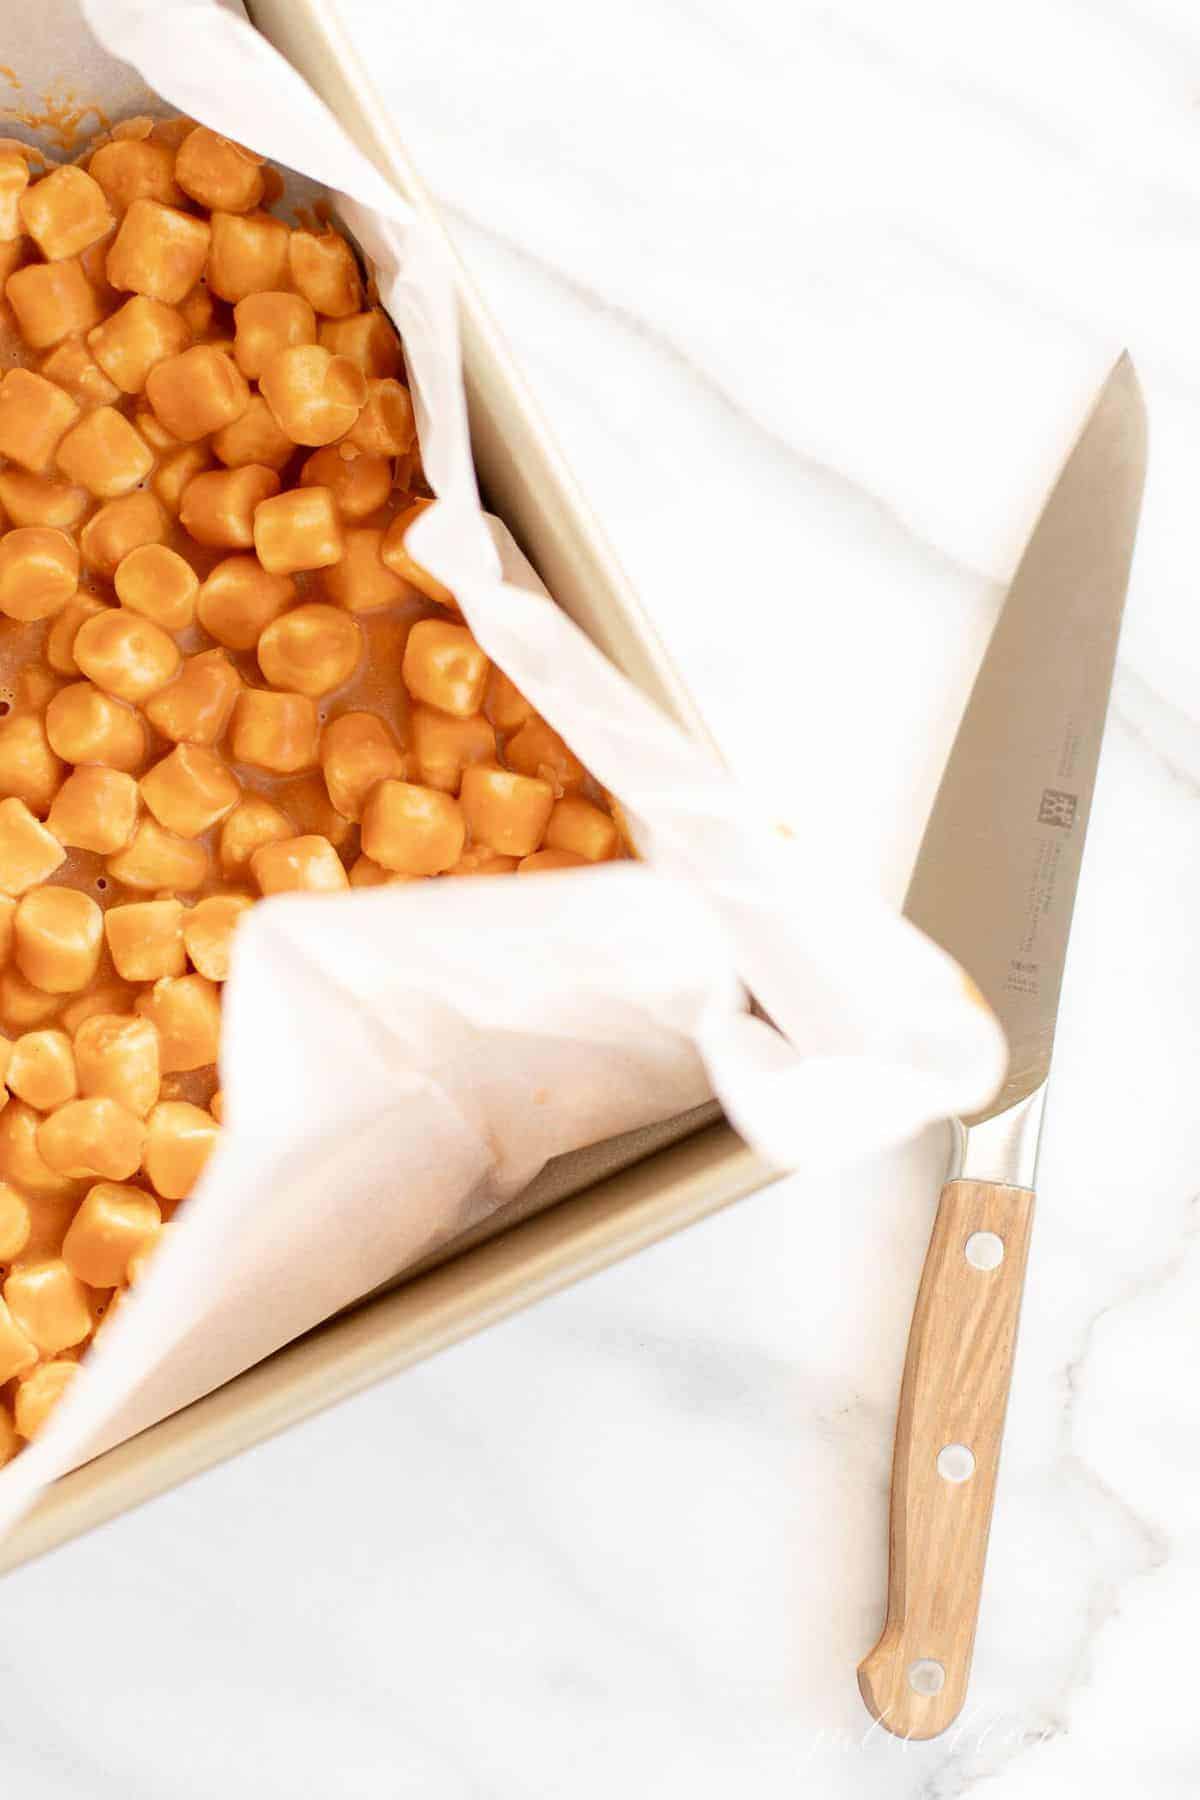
[{"left": 1038, "top": 788, "right": 1078, "bottom": 830}]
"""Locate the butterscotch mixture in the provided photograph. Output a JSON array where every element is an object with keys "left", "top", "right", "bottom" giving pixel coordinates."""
[{"left": 0, "top": 117, "right": 623, "bottom": 1459}]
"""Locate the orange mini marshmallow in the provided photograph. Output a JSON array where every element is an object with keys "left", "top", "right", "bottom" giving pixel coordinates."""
[
  {"left": 517, "top": 849, "right": 589, "bottom": 874},
  {"left": 104, "top": 898, "right": 187, "bottom": 983},
  {"left": 56, "top": 407, "right": 153, "bottom": 499},
  {"left": 145, "top": 343, "right": 250, "bottom": 441},
  {"left": 7, "top": 258, "right": 104, "bottom": 348},
  {"left": 7, "top": 1029, "right": 78, "bottom": 1110},
  {"left": 253, "top": 486, "right": 344, "bottom": 575},
  {"left": 318, "top": 308, "right": 403, "bottom": 378},
  {"left": 40, "top": 337, "right": 121, "bottom": 406},
  {"left": 14, "top": 886, "right": 104, "bottom": 993},
  {"left": 14, "top": 1360, "right": 80, "bottom": 1438},
  {"left": 211, "top": 394, "right": 294, "bottom": 472},
  {"left": 287, "top": 228, "right": 363, "bottom": 317},
  {"left": 20, "top": 165, "right": 112, "bottom": 261},
  {"left": 4, "top": 1260, "right": 91, "bottom": 1356},
  {"left": 175, "top": 126, "right": 264, "bottom": 213},
  {"left": 106, "top": 198, "right": 211, "bottom": 304},
  {"left": 45, "top": 683, "right": 147, "bottom": 773},
  {"left": 183, "top": 893, "right": 253, "bottom": 981},
  {"left": 251, "top": 833, "right": 349, "bottom": 896},
  {"left": 0, "top": 149, "right": 29, "bottom": 241},
  {"left": 79, "top": 233, "right": 120, "bottom": 318},
  {"left": 125, "top": 1232, "right": 168, "bottom": 1288},
  {"left": 143, "top": 1100, "right": 219, "bottom": 1201},
  {"left": 74, "top": 1012, "right": 161, "bottom": 1118},
  {"left": 230, "top": 688, "right": 320, "bottom": 774},
  {"left": 0, "top": 968, "right": 62, "bottom": 1031},
  {"left": 0, "top": 1394, "right": 18, "bottom": 1470},
  {"left": 0, "top": 719, "right": 62, "bottom": 831},
  {"left": 37, "top": 1095, "right": 146, "bottom": 1181},
  {"left": 343, "top": 378, "right": 415, "bottom": 457},
  {"left": 259, "top": 344, "right": 365, "bottom": 447},
  {"left": 60, "top": 981, "right": 137, "bottom": 1036},
  {"left": 0, "top": 800, "right": 66, "bottom": 897},
  {"left": 233, "top": 290, "right": 316, "bottom": 379},
  {"left": 180, "top": 463, "right": 280, "bottom": 549},
  {"left": 7, "top": 1029, "right": 77, "bottom": 1108},
  {"left": 46, "top": 766, "right": 139, "bottom": 855},
  {"left": 134, "top": 407, "right": 180, "bottom": 452},
  {"left": 140, "top": 744, "right": 240, "bottom": 839},
  {"left": 106, "top": 818, "right": 209, "bottom": 894},
  {"left": 79, "top": 492, "right": 169, "bottom": 578},
  {"left": 0, "top": 711, "right": 67, "bottom": 817},
  {"left": 409, "top": 707, "right": 494, "bottom": 796},
  {"left": 543, "top": 796, "right": 621, "bottom": 862},
  {"left": 320, "top": 526, "right": 411, "bottom": 614},
  {"left": 0, "top": 1182, "right": 31, "bottom": 1261},
  {"left": 0, "top": 526, "right": 78, "bottom": 623},
  {"left": 257, "top": 603, "right": 362, "bottom": 698},
  {"left": 348, "top": 854, "right": 412, "bottom": 889},
  {"left": 459, "top": 766, "right": 554, "bottom": 858},
  {"left": 0, "top": 1402, "right": 17, "bottom": 1467},
  {"left": 73, "top": 608, "right": 180, "bottom": 705},
  {"left": 300, "top": 445, "right": 391, "bottom": 521},
  {"left": 0, "top": 468, "right": 90, "bottom": 532},
  {"left": 87, "top": 294, "right": 191, "bottom": 394},
  {"left": 0, "top": 1298, "right": 37, "bottom": 1385},
  {"left": 361, "top": 779, "right": 465, "bottom": 876},
  {"left": 0, "top": 1099, "right": 76, "bottom": 1196},
  {"left": 13, "top": 1189, "right": 83, "bottom": 1263},
  {"left": 62, "top": 1181, "right": 161, "bottom": 1287},
  {"left": 320, "top": 712, "right": 407, "bottom": 821},
  {"left": 196, "top": 555, "right": 294, "bottom": 651},
  {"left": 146, "top": 118, "right": 196, "bottom": 149},
  {"left": 12, "top": 667, "right": 67, "bottom": 715},
  {"left": 504, "top": 716, "right": 586, "bottom": 794},
  {"left": 0, "top": 369, "right": 80, "bottom": 473},
  {"left": 205, "top": 209, "right": 290, "bottom": 302},
  {"left": 218, "top": 796, "right": 294, "bottom": 880},
  {"left": 144, "top": 648, "right": 242, "bottom": 746},
  {"left": 445, "top": 846, "right": 519, "bottom": 877},
  {"left": 381, "top": 499, "right": 456, "bottom": 609},
  {"left": 115, "top": 543, "right": 199, "bottom": 631},
  {"left": 88, "top": 137, "right": 183, "bottom": 215},
  {"left": 177, "top": 283, "right": 216, "bottom": 335},
  {"left": 134, "top": 974, "right": 221, "bottom": 1072},
  {"left": 402, "top": 619, "right": 488, "bottom": 718},
  {"left": 151, "top": 442, "right": 212, "bottom": 517}
]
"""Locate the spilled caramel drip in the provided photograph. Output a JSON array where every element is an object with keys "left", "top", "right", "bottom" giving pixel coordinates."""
[{"left": 0, "top": 90, "right": 111, "bottom": 155}]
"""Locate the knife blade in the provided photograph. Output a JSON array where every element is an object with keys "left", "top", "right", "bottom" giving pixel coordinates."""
[{"left": 858, "top": 353, "right": 1148, "bottom": 1740}]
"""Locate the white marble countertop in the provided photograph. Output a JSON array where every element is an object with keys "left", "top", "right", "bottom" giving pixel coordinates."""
[{"left": 3, "top": 1, "right": 1198, "bottom": 1792}]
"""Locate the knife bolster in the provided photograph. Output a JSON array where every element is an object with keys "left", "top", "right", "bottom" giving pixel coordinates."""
[{"left": 951, "top": 1082, "right": 1047, "bottom": 1188}]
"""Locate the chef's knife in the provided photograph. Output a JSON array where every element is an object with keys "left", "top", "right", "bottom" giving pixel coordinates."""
[{"left": 857, "top": 353, "right": 1147, "bottom": 1740}]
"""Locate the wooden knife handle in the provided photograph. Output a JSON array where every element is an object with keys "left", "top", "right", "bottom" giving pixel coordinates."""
[{"left": 857, "top": 1178, "right": 1035, "bottom": 1739}]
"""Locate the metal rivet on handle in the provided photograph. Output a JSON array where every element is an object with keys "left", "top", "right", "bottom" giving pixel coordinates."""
[
  {"left": 936, "top": 1443, "right": 976, "bottom": 1483},
  {"left": 964, "top": 1230, "right": 1004, "bottom": 1270},
  {"left": 907, "top": 1658, "right": 946, "bottom": 1696}
]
